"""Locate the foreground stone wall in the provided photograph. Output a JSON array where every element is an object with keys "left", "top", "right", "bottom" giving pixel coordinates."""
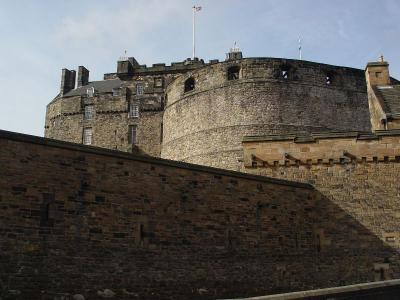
[
  {"left": 243, "top": 130, "right": 400, "bottom": 250},
  {"left": 1, "top": 130, "right": 399, "bottom": 300},
  {"left": 162, "top": 58, "right": 371, "bottom": 170}
]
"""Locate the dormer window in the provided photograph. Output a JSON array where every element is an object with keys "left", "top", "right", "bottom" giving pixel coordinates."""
[
  {"left": 136, "top": 83, "right": 144, "bottom": 95},
  {"left": 227, "top": 66, "right": 240, "bottom": 81},
  {"left": 87, "top": 87, "right": 95, "bottom": 97},
  {"left": 184, "top": 77, "right": 195, "bottom": 93}
]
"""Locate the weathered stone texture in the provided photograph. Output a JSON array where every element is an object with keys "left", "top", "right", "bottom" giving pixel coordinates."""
[
  {"left": 162, "top": 58, "right": 371, "bottom": 170},
  {"left": 45, "top": 59, "right": 208, "bottom": 158},
  {"left": 45, "top": 78, "right": 165, "bottom": 156},
  {"left": 242, "top": 131, "right": 400, "bottom": 245},
  {"left": 1, "top": 130, "right": 398, "bottom": 299}
]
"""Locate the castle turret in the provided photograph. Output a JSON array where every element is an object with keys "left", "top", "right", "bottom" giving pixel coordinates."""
[
  {"left": 77, "top": 66, "right": 89, "bottom": 87},
  {"left": 60, "top": 68, "right": 76, "bottom": 96}
]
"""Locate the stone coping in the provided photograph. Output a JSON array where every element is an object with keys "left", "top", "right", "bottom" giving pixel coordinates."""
[
  {"left": 220, "top": 279, "right": 400, "bottom": 300},
  {"left": 243, "top": 129, "right": 400, "bottom": 143},
  {"left": 0, "top": 130, "right": 312, "bottom": 189}
]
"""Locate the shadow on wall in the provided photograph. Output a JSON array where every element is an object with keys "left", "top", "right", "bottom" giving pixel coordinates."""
[{"left": 0, "top": 132, "right": 399, "bottom": 300}]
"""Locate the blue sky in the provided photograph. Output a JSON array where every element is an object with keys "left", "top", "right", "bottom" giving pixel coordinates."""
[{"left": 0, "top": 0, "right": 399, "bottom": 136}]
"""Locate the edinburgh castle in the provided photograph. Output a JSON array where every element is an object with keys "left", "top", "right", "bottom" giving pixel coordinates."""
[{"left": 1, "top": 49, "right": 400, "bottom": 299}]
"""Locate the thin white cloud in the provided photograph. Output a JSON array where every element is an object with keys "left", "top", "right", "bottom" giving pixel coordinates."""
[
  {"left": 337, "top": 19, "right": 349, "bottom": 40},
  {"left": 55, "top": 0, "right": 187, "bottom": 47}
]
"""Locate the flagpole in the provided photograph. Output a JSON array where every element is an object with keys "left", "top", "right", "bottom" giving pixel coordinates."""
[
  {"left": 299, "top": 36, "right": 302, "bottom": 60},
  {"left": 192, "top": 6, "right": 196, "bottom": 59}
]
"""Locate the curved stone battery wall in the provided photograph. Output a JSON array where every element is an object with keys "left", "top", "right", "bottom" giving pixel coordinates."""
[{"left": 162, "top": 58, "right": 371, "bottom": 170}]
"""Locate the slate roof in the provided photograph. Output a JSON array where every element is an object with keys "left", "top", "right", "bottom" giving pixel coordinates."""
[
  {"left": 375, "top": 85, "right": 400, "bottom": 118},
  {"left": 63, "top": 78, "right": 122, "bottom": 97}
]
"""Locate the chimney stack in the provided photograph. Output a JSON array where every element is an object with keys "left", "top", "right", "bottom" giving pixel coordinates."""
[
  {"left": 60, "top": 68, "right": 76, "bottom": 96},
  {"left": 365, "top": 55, "right": 390, "bottom": 87},
  {"left": 77, "top": 66, "right": 90, "bottom": 87},
  {"left": 117, "top": 57, "right": 139, "bottom": 76}
]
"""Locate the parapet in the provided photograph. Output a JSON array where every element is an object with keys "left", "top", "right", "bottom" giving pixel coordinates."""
[
  {"left": 243, "top": 130, "right": 400, "bottom": 167},
  {"left": 116, "top": 56, "right": 213, "bottom": 77}
]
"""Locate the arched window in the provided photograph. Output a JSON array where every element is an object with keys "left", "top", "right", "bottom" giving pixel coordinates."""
[
  {"left": 227, "top": 66, "right": 240, "bottom": 80},
  {"left": 184, "top": 77, "right": 195, "bottom": 92}
]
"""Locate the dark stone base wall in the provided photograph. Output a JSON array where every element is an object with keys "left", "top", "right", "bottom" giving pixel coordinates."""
[{"left": 0, "top": 131, "right": 398, "bottom": 299}]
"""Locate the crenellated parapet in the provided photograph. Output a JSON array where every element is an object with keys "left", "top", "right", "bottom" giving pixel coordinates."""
[{"left": 243, "top": 130, "right": 400, "bottom": 168}]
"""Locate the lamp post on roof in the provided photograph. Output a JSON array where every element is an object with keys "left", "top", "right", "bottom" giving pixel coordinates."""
[{"left": 192, "top": 5, "right": 202, "bottom": 59}]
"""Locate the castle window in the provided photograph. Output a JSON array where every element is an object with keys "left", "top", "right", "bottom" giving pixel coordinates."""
[
  {"left": 128, "top": 125, "right": 137, "bottom": 144},
  {"left": 112, "top": 88, "right": 121, "bottom": 96},
  {"left": 87, "top": 87, "right": 95, "bottom": 97},
  {"left": 154, "top": 78, "right": 163, "bottom": 88},
  {"left": 282, "top": 69, "right": 289, "bottom": 79},
  {"left": 84, "top": 105, "right": 94, "bottom": 120},
  {"left": 136, "top": 83, "right": 144, "bottom": 95},
  {"left": 326, "top": 72, "right": 334, "bottom": 85},
  {"left": 227, "top": 66, "right": 240, "bottom": 80},
  {"left": 184, "top": 77, "right": 195, "bottom": 92},
  {"left": 128, "top": 102, "right": 139, "bottom": 118},
  {"left": 375, "top": 72, "right": 382, "bottom": 78},
  {"left": 83, "top": 127, "right": 93, "bottom": 145}
]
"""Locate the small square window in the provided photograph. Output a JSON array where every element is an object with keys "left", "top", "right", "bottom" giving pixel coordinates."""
[
  {"left": 112, "top": 88, "right": 121, "bottom": 96},
  {"left": 83, "top": 128, "right": 92, "bottom": 145},
  {"left": 84, "top": 105, "right": 94, "bottom": 120},
  {"left": 282, "top": 70, "right": 288, "bottom": 79},
  {"left": 136, "top": 84, "right": 144, "bottom": 95},
  {"left": 375, "top": 72, "right": 382, "bottom": 78},
  {"left": 154, "top": 78, "right": 163, "bottom": 87}
]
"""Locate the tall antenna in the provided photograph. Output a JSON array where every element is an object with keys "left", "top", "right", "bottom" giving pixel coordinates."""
[
  {"left": 192, "top": 5, "right": 202, "bottom": 59},
  {"left": 298, "top": 36, "right": 302, "bottom": 60}
]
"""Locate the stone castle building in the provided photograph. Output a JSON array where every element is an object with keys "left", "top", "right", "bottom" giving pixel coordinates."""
[
  {"left": 1, "top": 50, "right": 400, "bottom": 299},
  {"left": 45, "top": 49, "right": 398, "bottom": 170}
]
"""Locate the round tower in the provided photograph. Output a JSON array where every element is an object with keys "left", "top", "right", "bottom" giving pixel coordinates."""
[{"left": 161, "top": 57, "right": 371, "bottom": 170}]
